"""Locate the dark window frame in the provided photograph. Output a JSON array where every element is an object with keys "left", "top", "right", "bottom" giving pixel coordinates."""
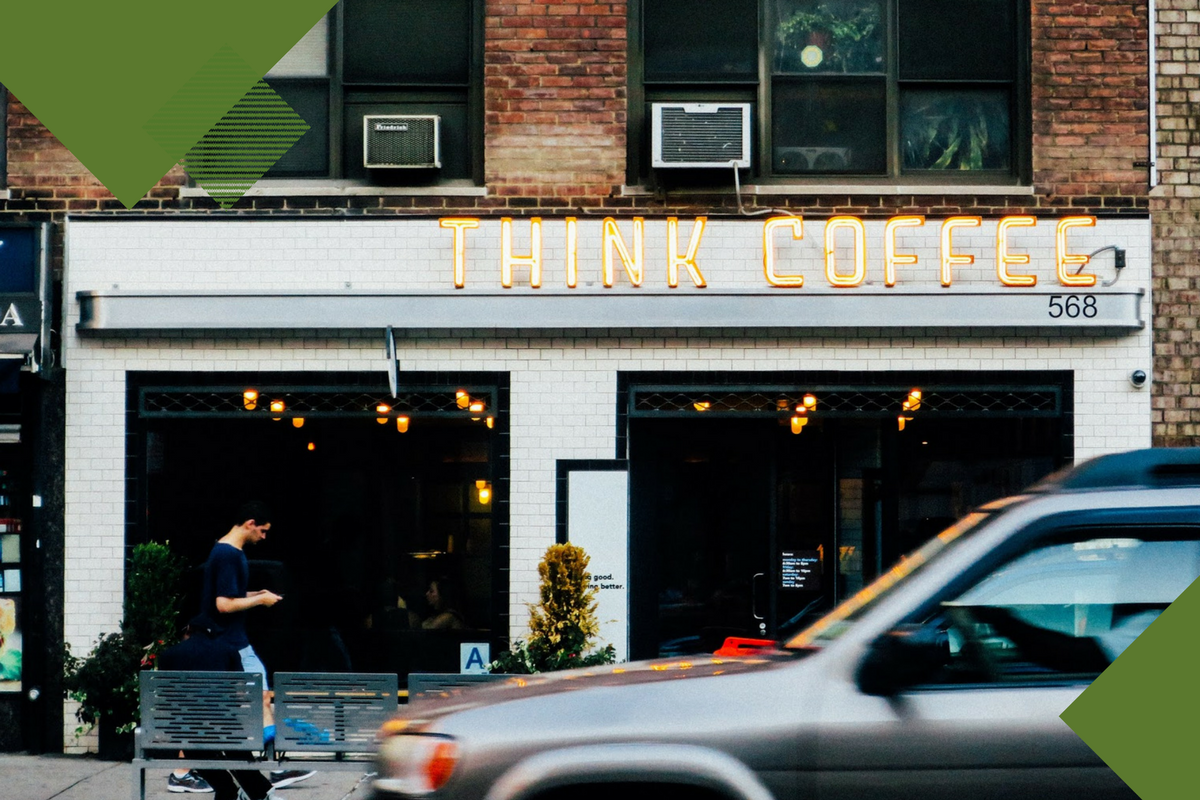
[
  {"left": 265, "top": 0, "right": 485, "bottom": 185},
  {"left": 628, "top": 0, "right": 1032, "bottom": 187},
  {"left": 1, "top": 83, "right": 7, "bottom": 188}
]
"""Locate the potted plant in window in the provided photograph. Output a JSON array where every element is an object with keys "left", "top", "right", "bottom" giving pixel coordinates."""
[
  {"left": 63, "top": 541, "right": 186, "bottom": 759},
  {"left": 776, "top": 2, "right": 883, "bottom": 73},
  {"left": 490, "top": 543, "right": 616, "bottom": 674},
  {"left": 903, "top": 94, "right": 1008, "bottom": 170}
]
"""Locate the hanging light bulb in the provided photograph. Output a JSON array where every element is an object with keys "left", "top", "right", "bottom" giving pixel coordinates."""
[
  {"left": 802, "top": 393, "right": 817, "bottom": 410},
  {"left": 292, "top": 418, "right": 305, "bottom": 429},
  {"left": 790, "top": 415, "right": 808, "bottom": 434},
  {"left": 475, "top": 479, "right": 492, "bottom": 505},
  {"left": 898, "top": 415, "right": 913, "bottom": 431},
  {"left": 270, "top": 399, "right": 284, "bottom": 420},
  {"left": 243, "top": 389, "right": 259, "bottom": 410},
  {"left": 456, "top": 390, "right": 470, "bottom": 409},
  {"left": 396, "top": 416, "right": 410, "bottom": 433},
  {"left": 693, "top": 401, "right": 712, "bottom": 412},
  {"left": 469, "top": 401, "right": 485, "bottom": 414},
  {"left": 904, "top": 388, "right": 923, "bottom": 412},
  {"left": 307, "top": 442, "right": 316, "bottom": 451},
  {"left": 376, "top": 403, "right": 391, "bottom": 424},
  {"left": 486, "top": 416, "right": 494, "bottom": 429}
]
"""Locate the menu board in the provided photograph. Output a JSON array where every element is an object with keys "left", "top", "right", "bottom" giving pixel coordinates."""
[{"left": 780, "top": 550, "right": 821, "bottom": 591}]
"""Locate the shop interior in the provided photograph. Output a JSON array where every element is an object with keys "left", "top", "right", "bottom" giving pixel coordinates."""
[
  {"left": 139, "top": 405, "right": 496, "bottom": 684},
  {"left": 629, "top": 407, "right": 1065, "bottom": 659}
]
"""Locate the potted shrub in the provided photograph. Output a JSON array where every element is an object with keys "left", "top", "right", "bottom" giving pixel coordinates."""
[
  {"left": 63, "top": 541, "right": 185, "bottom": 759},
  {"left": 776, "top": 2, "right": 882, "bottom": 73},
  {"left": 491, "top": 543, "right": 616, "bottom": 674}
]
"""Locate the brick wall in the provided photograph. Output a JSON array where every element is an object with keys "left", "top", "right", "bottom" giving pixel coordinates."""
[
  {"left": 1032, "top": 0, "right": 1151, "bottom": 204},
  {"left": 1151, "top": 0, "right": 1200, "bottom": 446},
  {"left": 6, "top": 3, "right": 1156, "bottom": 219},
  {"left": 484, "top": 1, "right": 627, "bottom": 199}
]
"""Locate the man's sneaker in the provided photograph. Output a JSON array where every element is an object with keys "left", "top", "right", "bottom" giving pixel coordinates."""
[
  {"left": 235, "top": 789, "right": 274, "bottom": 800},
  {"left": 268, "top": 770, "right": 316, "bottom": 789},
  {"left": 168, "top": 771, "right": 215, "bottom": 793}
]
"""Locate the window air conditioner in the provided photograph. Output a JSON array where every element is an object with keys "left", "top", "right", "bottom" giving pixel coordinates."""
[
  {"left": 363, "top": 115, "right": 441, "bottom": 169},
  {"left": 652, "top": 103, "right": 752, "bottom": 168}
]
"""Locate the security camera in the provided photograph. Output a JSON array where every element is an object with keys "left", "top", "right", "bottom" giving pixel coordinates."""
[{"left": 1129, "top": 369, "right": 1148, "bottom": 389}]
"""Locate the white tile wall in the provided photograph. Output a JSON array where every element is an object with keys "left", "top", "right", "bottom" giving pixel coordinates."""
[{"left": 60, "top": 218, "right": 1153, "bottom": 749}]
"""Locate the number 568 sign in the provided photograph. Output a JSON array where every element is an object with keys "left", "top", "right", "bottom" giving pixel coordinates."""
[{"left": 1047, "top": 295, "right": 1099, "bottom": 319}]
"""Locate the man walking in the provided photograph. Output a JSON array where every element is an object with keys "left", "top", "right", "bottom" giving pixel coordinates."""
[
  {"left": 199, "top": 501, "right": 281, "bottom": 690},
  {"left": 196, "top": 501, "right": 313, "bottom": 791}
]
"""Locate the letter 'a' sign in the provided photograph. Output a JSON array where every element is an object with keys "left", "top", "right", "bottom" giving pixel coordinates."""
[
  {"left": 0, "top": 224, "right": 47, "bottom": 364},
  {"left": 461, "top": 643, "right": 491, "bottom": 675}
]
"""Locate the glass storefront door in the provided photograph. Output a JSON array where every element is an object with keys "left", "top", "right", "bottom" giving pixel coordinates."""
[{"left": 629, "top": 400, "right": 1065, "bottom": 660}]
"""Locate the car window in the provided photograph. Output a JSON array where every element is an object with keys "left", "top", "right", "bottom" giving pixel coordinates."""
[{"left": 929, "top": 527, "right": 1200, "bottom": 684}]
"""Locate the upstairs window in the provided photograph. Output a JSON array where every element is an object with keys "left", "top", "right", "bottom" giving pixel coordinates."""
[
  {"left": 633, "top": 0, "right": 1029, "bottom": 183},
  {"left": 265, "top": 0, "right": 483, "bottom": 184}
]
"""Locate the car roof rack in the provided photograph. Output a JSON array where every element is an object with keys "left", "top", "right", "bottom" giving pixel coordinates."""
[{"left": 1032, "top": 448, "right": 1200, "bottom": 492}]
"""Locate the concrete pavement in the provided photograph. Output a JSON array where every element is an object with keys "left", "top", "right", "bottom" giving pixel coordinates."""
[{"left": 0, "top": 754, "right": 375, "bottom": 800}]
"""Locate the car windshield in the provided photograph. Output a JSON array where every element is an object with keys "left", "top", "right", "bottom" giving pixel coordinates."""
[{"left": 784, "top": 510, "right": 995, "bottom": 650}]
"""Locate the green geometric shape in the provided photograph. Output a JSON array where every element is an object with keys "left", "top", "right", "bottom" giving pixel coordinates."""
[
  {"left": 143, "top": 45, "right": 260, "bottom": 161},
  {"left": 0, "top": 1, "right": 336, "bottom": 207},
  {"left": 1061, "top": 575, "right": 1200, "bottom": 800},
  {"left": 178, "top": 80, "right": 310, "bottom": 208}
]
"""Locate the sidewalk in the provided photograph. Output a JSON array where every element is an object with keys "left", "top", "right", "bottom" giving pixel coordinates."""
[{"left": 0, "top": 754, "right": 374, "bottom": 800}]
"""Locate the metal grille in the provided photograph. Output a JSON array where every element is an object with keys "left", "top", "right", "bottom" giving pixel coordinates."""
[
  {"left": 140, "top": 386, "right": 495, "bottom": 418},
  {"left": 365, "top": 116, "right": 438, "bottom": 167},
  {"left": 140, "top": 671, "right": 263, "bottom": 751},
  {"left": 274, "top": 673, "right": 397, "bottom": 752},
  {"left": 631, "top": 387, "right": 1061, "bottom": 417},
  {"left": 658, "top": 107, "right": 747, "bottom": 165}
]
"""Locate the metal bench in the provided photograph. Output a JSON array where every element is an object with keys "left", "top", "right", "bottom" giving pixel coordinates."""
[
  {"left": 406, "top": 671, "right": 509, "bottom": 703},
  {"left": 133, "top": 671, "right": 397, "bottom": 800}
]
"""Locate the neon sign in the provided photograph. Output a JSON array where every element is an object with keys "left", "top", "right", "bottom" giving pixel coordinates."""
[{"left": 441, "top": 215, "right": 1101, "bottom": 289}]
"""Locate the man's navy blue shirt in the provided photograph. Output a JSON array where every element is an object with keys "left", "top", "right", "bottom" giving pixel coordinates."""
[{"left": 200, "top": 542, "right": 250, "bottom": 649}]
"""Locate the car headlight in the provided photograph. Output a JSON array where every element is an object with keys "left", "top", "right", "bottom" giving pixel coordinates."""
[{"left": 375, "top": 733, "right": 459, "bottom": 795}]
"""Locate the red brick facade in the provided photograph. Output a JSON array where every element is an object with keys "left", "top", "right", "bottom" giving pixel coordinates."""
[
  {"left": 484, "top": 0, "right": 627, "bottom": 198},
  {"left": 4, "top": 1, "right": 1153, "bottom": 219},
  {"left": 1032, "top": 0, "right": 1150, "bottom": 202},
  {"left": 1151, "top": 0, "right": 1200, "bottom": 446}
]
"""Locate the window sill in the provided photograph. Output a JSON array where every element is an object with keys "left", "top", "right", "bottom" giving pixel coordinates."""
[
  {"left": 179, "top": 180, "right": 488, "bottom": 199},
  {"left": 621, "top": 183, "right": 1035, "bottom": 197}
]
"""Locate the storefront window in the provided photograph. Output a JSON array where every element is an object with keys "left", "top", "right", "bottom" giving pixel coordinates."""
[
  {"left": 625, "top": 378, "right": 1069, "bottom": 660},
  {"left": 133, "top": 380, "right": 504, "bottom": 687}
]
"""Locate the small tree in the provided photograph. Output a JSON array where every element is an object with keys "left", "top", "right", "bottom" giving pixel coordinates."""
[
  {"left": 123, "top": 541, "right": 187, "bottom": 651},
  {"left": 491, "top": 543, "right": 616, "bottom": 674}
]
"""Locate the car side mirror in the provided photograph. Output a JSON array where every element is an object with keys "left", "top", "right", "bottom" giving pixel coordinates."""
[{"left": 856, "top": 623, "right": 949, "bottom": 697}]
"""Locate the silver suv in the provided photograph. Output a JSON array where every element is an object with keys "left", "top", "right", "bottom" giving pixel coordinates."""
[{"left": 371, "top": 449, "right": 1199, "bottom": 800}]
